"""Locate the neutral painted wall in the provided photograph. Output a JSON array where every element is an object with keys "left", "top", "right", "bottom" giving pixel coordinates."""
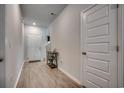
[
  {"left": 24, "top": 25, "right": 48, "bottom": 61},
  {"left": 123, "top": 5, "right": 124, "bottom": 87},
  {"left": 0, "top": 5, "right": 5, "bottom": 88},
  {"left": 5, "top": 4, "right": 24, "bottom": 87},
  {"left": 48, "top": 4, "right": 91, "bottom": 83}
]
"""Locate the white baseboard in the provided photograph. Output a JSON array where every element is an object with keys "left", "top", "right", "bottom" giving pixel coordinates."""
[
  {"left": 58, "top": 67, "right": 81, "bottom": 85},
  {"left": 13, "top": 62, "right": 24, "bottom": 88}
]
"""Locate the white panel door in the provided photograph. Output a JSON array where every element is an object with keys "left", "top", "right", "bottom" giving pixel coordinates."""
[
  {"left": 27, "top": 34, "right": 42, "bottom": 61},
  {"left": 81, "top": 5, "right": 118, "bottom": 88}
]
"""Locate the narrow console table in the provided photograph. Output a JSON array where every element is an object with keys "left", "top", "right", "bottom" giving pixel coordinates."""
[{"left": 47, "top": 51, "right": 58, "bottom": 68}]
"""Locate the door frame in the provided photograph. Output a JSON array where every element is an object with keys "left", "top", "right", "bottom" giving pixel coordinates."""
[
  {"left": 80, "top": 4, "right": 124, "bottom": 87},
  {"left": 117, "top": 4, "right": 124, "bottom": 87}
]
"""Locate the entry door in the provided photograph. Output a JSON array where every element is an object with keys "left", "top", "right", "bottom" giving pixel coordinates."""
[
  {"left": 27, "top": 34, "right": 42, "bottom": 61},
  {"left": 81, "top": 5, "right": 118, "bottom": 88}
]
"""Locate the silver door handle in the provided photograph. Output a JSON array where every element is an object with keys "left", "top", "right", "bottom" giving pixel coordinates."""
[{"left": 0, "top": 58, "right": 3, "bottom": 62}]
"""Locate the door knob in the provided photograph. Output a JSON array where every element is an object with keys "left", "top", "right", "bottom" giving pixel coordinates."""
[
  {"left": 82, "top": 52, "right": 87, "bottom": 55},
  {"left": 0, "top": 58, "right": 3, "bottom": 62}
]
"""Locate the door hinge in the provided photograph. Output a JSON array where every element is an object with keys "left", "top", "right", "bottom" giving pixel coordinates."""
[
  {"left": 116, "top": 45, "right": 119, "bottom": 52},
  {"left": 117, "top": 4, "right": 119, "bottom": 8}
]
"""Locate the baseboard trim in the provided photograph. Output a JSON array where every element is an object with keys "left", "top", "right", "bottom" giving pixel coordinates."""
[
  {"left": 13, "top": 62, "right": 24, "bottom": 88},
  {"left": 58, "top": 67, "right": 81, "bottom": 86}
]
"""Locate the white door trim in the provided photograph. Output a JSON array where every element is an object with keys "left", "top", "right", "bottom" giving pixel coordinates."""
[
  {"left": 117, "top": 4, "right": 124, "bottom": 87},
  {"left": 80, "top": 4, "right": 123, "bottom": 87}
]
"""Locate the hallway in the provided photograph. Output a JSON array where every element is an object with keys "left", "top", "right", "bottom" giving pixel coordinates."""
[
  {"left": 17, "top": 62, "right": 80, "bottom": 88},
  {"left": 0, "top": 4, "right": 124, "bottom": 88}
]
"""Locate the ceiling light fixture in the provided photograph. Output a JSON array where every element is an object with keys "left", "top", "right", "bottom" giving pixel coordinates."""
[{"left": 33, "top": 22, "right": 36, "bottom": 26}]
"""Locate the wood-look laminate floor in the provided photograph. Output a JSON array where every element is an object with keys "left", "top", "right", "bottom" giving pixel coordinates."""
[{"left": 17, "top": 62, "right": 80, "bottom": 88}]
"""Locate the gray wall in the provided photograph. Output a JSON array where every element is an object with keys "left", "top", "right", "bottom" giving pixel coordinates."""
[
  {"left": 0, "top": 5, "right": 5, "bottom": 88},
  {"left": 48, "top": 4, "right": 91, "bottom": 83},
  {"left": 5, "top": 4, "right": 24, "bottom": 87}
]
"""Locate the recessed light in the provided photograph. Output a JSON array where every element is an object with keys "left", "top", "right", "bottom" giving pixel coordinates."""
[{"left": 33, "top": 22, "right": 36, "bottom": 26}]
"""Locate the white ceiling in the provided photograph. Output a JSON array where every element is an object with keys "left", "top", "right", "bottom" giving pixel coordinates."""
[{"left": 21, "top": 4, "right": 67, "bottom": 27}]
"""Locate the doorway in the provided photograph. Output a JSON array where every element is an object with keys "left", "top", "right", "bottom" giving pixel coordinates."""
[
  {"left": 26, "top": 34, "right": 42, "bottom": 61},
  {"left": 24, "top": 25, "right": 43, "bottom": 62}
]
